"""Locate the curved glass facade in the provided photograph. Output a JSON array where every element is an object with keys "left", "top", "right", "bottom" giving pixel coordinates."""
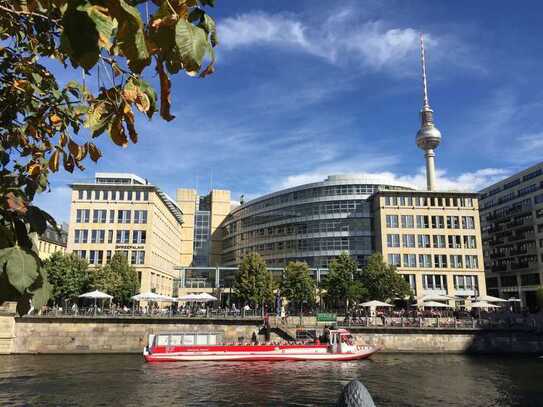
[{"left": 221, "top": 176, "right": 413, "bottom": 267}]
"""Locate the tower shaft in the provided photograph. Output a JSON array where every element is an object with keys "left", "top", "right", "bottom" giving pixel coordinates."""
[{"left": 425, "top": 149, "right": 436, "bottom": 191}]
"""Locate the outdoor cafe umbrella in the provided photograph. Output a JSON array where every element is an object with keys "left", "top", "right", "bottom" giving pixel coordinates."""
[
  {"left": 131, "top": 292, "right": 174, "bottom": 302},
  {"left": 359, "top": 300, "right": 393, "bottom": 307},
  {"left": 177, "top": 293, "right": 204, "bottom": 302},
  {"left": 78, "top": 290, "right": 113, "bottom": 315},
  {"left": 475, "top": 294, "right": 507, "bottom": 303},
  {"left": 470, "top": 301, "right": 501, "bottom": 309},
  {"left": 197, "top": 293, "right": 218, "bottom": 302},
  {"left": 421, "top": 294, "right": 455, "bottom": 302},
  {"left": 420, "top": 301, "right": 453, "bottom": 308}
]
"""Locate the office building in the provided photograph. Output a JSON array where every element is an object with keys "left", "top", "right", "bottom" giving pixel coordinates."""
[
  {"left": 67, "top": 173, "right": 183, "bottom": 296},
  {"left": 176, "top": 189, "right": 231, "bottom": 267},
  {"left": 372, "top": 190, "right": 486, "bottom": 299},
  {"left": 479, "top": 162, "right": 543, "bottom": 308},
  {"left": 221, "top": 175, "right": 413, "bottom": 268}
]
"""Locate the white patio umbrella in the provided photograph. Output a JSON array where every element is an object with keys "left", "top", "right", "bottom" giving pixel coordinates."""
[
  {"left": 79, "top": 290, "right": 113, "bottom": 299},
  {"left": 507, "top": 297, "right": 522, "bottom": 302},
  {"left": 421, "top": 301, "right": 453, "bottom": 308},
  {"left": 78, "top": 290, "right": 113, "bottom": 315},
  {"left": 475, "top": 295, "right": 507, "bottom": 303},
  {"left": 471, "top": 301, "right": 501, "bottom": 309},
  {"left": 197, "top": 293, "right": 218, "bottom": 302},
  {"left": 131, "top": 292, "right": 173, "bottom": 302},
  {"left": 177, "top": 293, "right": 203, "bottom": 302},
  {"left": 359, "top": 300, "right": 393, "bottom": 307},
  {"left": 421, "top": 294, "right": 455, "bottom": 302}
]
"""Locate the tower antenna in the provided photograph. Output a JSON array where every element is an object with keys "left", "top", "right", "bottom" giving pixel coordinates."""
[{"left": 415, "top": 33, "right": 442, "bottom": 191}]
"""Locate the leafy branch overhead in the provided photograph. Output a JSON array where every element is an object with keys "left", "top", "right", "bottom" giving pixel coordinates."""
[{"left": 0, "top": 0, "right": 218, "bottom": 313}]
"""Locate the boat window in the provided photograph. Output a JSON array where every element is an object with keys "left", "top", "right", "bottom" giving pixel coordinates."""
[
  {"left": 183, "top": 335, "right": 195, "bottom": 345},
  {"left": 170, "top": 335, "right": 183, "bottom": 346},
  {"left": 196, "top": 334, "right": 208, "bottom": 345},
  {"left": 208, "top": 334, "right": 217, "bottom": 345},
  {"left": 156, "top": 335, "right": 169, "bottom": 346}
]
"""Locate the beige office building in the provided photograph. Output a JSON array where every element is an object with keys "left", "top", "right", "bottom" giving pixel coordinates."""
[
  {"left": 176, "top": 188, "right": 231, "bottom": 267},
  {"left": 67, "top": 173, "right": 183, "bottom": 296},
  {"left": 372, "top": 190, "right": 487, "bottom": 300}
]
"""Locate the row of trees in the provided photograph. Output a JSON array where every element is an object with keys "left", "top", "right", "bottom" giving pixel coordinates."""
[
  {"left": 44, "top": 252, "right": 139, "bottom": 306},
  {"left": 232, "top": 252, "right": 413, "bottom": 315}
]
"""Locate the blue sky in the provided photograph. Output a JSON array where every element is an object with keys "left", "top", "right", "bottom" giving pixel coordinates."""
[{"left": 36, "top": 0, "right": 543, "bottom": 222}]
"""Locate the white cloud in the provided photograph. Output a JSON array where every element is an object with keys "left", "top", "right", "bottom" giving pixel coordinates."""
[
  {"left": 219, "top": 11, "right": 426, "bottom": 71},
  {"left": 273, "top": 167, "right": 511, "bottom": 193}
]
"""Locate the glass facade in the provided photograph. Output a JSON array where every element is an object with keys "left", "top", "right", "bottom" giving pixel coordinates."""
[
  {"left": 192, "top": 196, "right": 212, "bottom": 266},
  {"left": 221, "top": 176, "right": 412, "bottom": 267}
]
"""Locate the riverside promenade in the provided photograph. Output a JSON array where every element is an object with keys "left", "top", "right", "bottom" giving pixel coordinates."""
[{"left": 1, "top": 313, "right": 543, "bottom": 355}]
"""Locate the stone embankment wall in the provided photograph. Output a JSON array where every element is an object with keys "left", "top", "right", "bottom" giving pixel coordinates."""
[
  {"left": 4, "top": 316, "right": 262, "bottom": 354},
  {"left": 2, "top": 316, "right": 543, "bottom": 354},
  {"left": 351, "top": 328, "right": 543, "bottom": 354}
]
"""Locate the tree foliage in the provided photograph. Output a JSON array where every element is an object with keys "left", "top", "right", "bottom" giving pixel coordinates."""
[
  {"left": 0, "top": 0, "right": 218, "bottom": 312},
  {"left": 232, "top": 253, "right": 274, "bottom": 309},
  {"left": 90, "top": 253, "right": 138, "bottom": 305},
  {"left": 280, "top": 261, "right": 316, "bottom": 312},
  {"left": 359, "top": 253, "right": 412, "bottom": 302},
  {"left": 321, "top": 252, "right": 367, "bottom": 313},
  {"left": 43, "top": 252, "right": 90, "bottom": 304}
]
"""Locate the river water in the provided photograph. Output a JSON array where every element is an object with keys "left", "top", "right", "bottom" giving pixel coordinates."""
[{"left": 0, "top": 354, "right": 542, "bottom": 406}]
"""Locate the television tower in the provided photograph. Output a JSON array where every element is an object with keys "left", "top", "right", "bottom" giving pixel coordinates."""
[{"left": 416, "top": 34, "right": 441, "bottom": 191}]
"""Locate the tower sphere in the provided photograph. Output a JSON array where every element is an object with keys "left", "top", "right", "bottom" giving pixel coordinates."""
[{"left": 416, "top": 121, "right": 442, "bottom": 150}]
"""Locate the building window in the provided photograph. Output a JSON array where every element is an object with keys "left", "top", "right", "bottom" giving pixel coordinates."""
[
  {"left": 126, "top": 191, "right": 133, "bottom": 201},
  {"left": 417, "top": 234, "right": 431, "bottom": 248},
  {"left": 446, "top": 216, "right": 460, "bottom": 229},
  {"left": 423, "top": 274, "right": 447, "bottom": 290},
  {"left": 74, "top": 229, "right": 88, "bottom": 244},
  {"left": 387, "top": 234, "right": 400, "bottom": 248},
  {"left": 433, "top": 235, "right": 446, "bottom": 248},
  {"left": 462, "top": 216, "right": 475, "bottom": 229},
  {"left": 386, "top": 215, "right": 399, "bottom": 228},
  {"left": 116, "top": 230, "right": 130, "bottom": 244},
  {"left": 450, "top": 255, "right": 463, "bottom": 268},
  {"left": 115, "top": 250, "right": 129, "bottom": 258},
  {"left": 387, "top": 253, "right": 401, "bottom": 267},
  {"left": 448, "top": 235, "right": 462, "bottom": 249},
  {"left": 78, "top": 190, "right": 84, "bottom": 200},
  {"left": 434, "top": 254, "right": 448, "bottom": 268},
  {"left": 106, "top": 250, "right": 112, "bottom": 263},
  {"left": 431, "top": 216, "right": 445, "bottom": 228},
  {"left": 416, "top": 215, "right": 429, "bottom": 228},
  {"left": 131, "top": 250, "right": 145, "bottom": 265},
  {"left": 465, "top": 255, "right": 479, "bottom": 269},
  {"left": 403, "top": 254, "right": 417, "bottom": 267},
  {"left": 117, "top": 210, "right": 131, "bottom": 224},
  {"left": 143, "top": 191, "right": 149, "bottom": 201},
  {"left": 76, "top": 209, "right": 90, "bottom": 223},
  {"left": 91, "top": 230, "right": 105, "bottom": 244},
  {"left": 133, "top": 230, "right": 146, "bottom": 244},
  {"left": 109, "top": 210, "right": 115, "bottom": 223},
  {"left": 134, "top": 210, "right": 148, "bottom": 224},
  {"left": 108, "top": 230, "right": 113, "bottom": 244},
  {"left": 454, "top": 275, "right": 478, "bottom": 290},
  {"left": 75, "top": 250, "right": 87, "bottom": 259},
  {"left": 463, "top": 235, "right": 477, "bottom": 249},
  {"left": 401, "top": 215, "right": 414, "bottom": 228},
  {"left": 93, "top": 209, "right": 107, "bottom": 223},
  {"left": 89, "top": 250, "right": 103, "bottom": 265},
  {"left": 418, "top": 254, "right": 432, "bottom": 268},
  {"left": 402, "top": 234, "right": 416, "bottom": 248}
]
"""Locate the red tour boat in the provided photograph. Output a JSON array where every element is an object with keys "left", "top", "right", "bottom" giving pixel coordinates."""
[{"left": 143, "top": 329, "right": 379, "bottom": 362}]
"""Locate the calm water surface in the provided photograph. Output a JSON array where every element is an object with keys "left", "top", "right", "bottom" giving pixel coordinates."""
[{"left": 0, "top": 354, "right": 542, "bottom": 406}]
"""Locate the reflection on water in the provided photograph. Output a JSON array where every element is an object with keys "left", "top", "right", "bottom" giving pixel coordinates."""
[{"left": 0, "top": 354, "right": 542, "bottom": 406}]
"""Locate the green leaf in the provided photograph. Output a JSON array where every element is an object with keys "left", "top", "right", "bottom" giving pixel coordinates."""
[
  {"left": 199, "top": 14, "right": 217, "bottom": 47},
  {"left": 61, "top": 2, "right": 114, "bottom": 71},
  {"left": 174, "top": 20, "right": 210, "bottom": 73},
  {"left": 109, "top": 0, "right": 151, "bottom": 74},
  {"left": 0, "top": 247, "right": 40, "bottom": 294},
  {"left": 24, "top": 206, "right": 48, "bottom": 235}
]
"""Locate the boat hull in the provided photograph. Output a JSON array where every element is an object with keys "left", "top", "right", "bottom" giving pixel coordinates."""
[{"left": 144, "top": 347, "right": 379, "bottom": 362}]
